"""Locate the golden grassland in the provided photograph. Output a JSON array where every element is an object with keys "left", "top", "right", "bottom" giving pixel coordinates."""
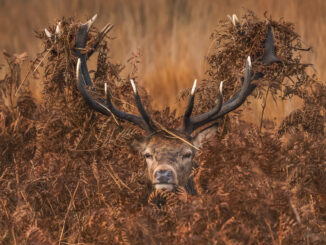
[{"left": 0, "top": 0, "right": 325, "bottom": 122}]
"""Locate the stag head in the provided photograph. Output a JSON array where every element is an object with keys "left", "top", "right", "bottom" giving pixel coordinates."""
[{"left": 74, "top": 14, "right": 280, "bottom": 194}]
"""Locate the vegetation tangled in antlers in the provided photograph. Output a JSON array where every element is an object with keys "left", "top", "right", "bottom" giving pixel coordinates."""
[{"left": 0, "top": 12, "right": 325, "bottom": 244}]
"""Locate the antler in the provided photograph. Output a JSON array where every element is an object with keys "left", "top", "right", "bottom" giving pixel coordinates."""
[
  {"left": 75, "top": 15, "right": 156, "bottom": 133},
  {"left": 262, "top": 22, "right": 281, "bottom": 65},
  {"left": 75, "top": 15, "right": 279, "bottom": 136},
  {"left": 182, "top": 57, "right": 252, "bottom": 135},
  {"left": 181, "top": 23, "right": 280, "bottom": 135}
]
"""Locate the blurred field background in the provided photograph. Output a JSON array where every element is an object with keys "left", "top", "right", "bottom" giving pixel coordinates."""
[{"left": 0, "top": 0, "right": 325, "bottom": 124}]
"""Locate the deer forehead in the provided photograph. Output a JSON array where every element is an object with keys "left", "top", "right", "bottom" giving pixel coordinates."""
[{"left": 144, "top": 137, "right": 193, "bottom": 156}]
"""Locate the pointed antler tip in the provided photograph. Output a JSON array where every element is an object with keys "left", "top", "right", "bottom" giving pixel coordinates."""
[
  {"left": 247, "top": 56, "right": 252, "bottom": 68},
  {"left": 227, "top": 13, "right": 239, "bottom": 26},
  {"left": 219, "top": 81, "right": 223, "bottom": 94},
  {"left": 130, "top": 79, "right": 137, "bottom": 93},
  {"left": 191, "top": 79, "right": 197, "bottom": 95},
  {"left": 104, "top": 83, "right": 108, "bottom": 96},
  {"left": 55, "top": 24, "right": 61, "bottom": 35},
  {"left": 91, "top": 14, "right": 98, "bottom": 22},
  {"left": 76, "top": 58, "right": 81, "bottom": 78},
  {"left": 44, "top": 28, "right": 51, "bottom": 38},
  {"left": 85, "top": 14, "right": 98, "bottom": 29}
]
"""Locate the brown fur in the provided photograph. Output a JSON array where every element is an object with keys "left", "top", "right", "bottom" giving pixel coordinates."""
[{"left": 133, "top": 128, "right": 216, "bottom": 194}]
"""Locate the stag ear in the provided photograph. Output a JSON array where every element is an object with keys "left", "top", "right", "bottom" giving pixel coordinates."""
[{"left": 192, "top": 124, "right": 218, "bottom": 148}]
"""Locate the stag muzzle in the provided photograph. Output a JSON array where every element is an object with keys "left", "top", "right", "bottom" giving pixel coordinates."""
[{"left": 153, "top": 166, "right": 178, "bottom": 191}]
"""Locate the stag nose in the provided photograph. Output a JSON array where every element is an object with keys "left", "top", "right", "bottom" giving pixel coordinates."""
[{"left": 154, "top": 170, "right": 173, "bottom": 184}]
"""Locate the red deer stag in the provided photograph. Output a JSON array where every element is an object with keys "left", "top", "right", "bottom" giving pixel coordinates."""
[{"left": 75, "top": 15, "right": 280, "bottom": 195}]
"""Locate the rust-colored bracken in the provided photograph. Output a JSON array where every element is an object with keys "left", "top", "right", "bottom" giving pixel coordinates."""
[{"left": 0, "top": 12, "right": 325, "bottom": 244}]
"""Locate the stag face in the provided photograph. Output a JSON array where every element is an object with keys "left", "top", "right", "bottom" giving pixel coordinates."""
[
  {"left": 133, "top": 128, "right": 216, "bottom": 193},
  {"left": 134, "top": 134, "right": 196, "bottom": 192}
]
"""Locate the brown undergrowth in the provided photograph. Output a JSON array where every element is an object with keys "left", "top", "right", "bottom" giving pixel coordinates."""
[{"left": 0, "top": 12, "right": 325, "bottom": 244}]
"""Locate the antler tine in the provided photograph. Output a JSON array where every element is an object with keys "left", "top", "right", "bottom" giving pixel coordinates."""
[
  {"left": 262, "top": 23, "right": 281, "bottom": 65},
  {"left": 184, "top": 79, "right": 197, "bottom": 118},
  {"left": 75, "top": 14, "right": 99, "bottom": 86},
  {"left": 182, "top": 79, "right": 196, "bottom": 134},
  {"left": 75, "top": 14, "right": 97, "bottom": 56},
  {"left": 76, "top": 15, "right": 156, "bottom": 133},
  {"left": 209, "top": 56, "right": 253, "bottom": 120},
  {"left": 130, "top": 79, "right": 157, "bottom": 131},
  {"left": 182, "top": 80, "right": 223, "bottom": 135},
  {"left": 102, "top": 79, "right": 154, "bottom": 132},
  {"left": 77, "top": 58, "right": 115, "bottom": 117},
  {"left": 44, "top": 28, "right": 52, "bottom": 38},
  {"left": 86, "top": 14, "right": 98, "bottom": 30},
  {"left": 87, "top": 23, "right": 114, "bottom": 57},
  {"left": 227, "top": 14, "right": 240, "bottom": 27},
  {"left": 75, "top": 14, "right": 114, "bottom": 58}
]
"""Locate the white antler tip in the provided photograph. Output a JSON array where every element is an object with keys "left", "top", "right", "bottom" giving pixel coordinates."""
[
  {"left": 44, "top": 28, "right": 52, "bottom": 38},
  {"left": 55, "top": 22, "right": 61, "bottom": 36},
  {"left": 247, "top": 56, "right": 252, "bottom": 68},
  {"left": 85, "top": 14, "right": 98, "bottom": 30},
  {"left": 191, "top": 79, "right": 197, "bottom": 95},
  {"left": 228, "top": 14, "right": 239, "bottom": 26},
  {"left": 104, "top": 83, "right": 108, "bottom": 96},
  {"left": 91, "top": 14, "right": 98, "bottom": 22},
  {"left": 76, "top": 58, "right": 81, "bottom": 78},
  {"left": 219, "top": 81, "right": 223, "bottom": 94},
  {"left": 232, "top": 14, "right": 239, "bottom": 23},
  {"left": 130, "top": 79, "right": 137, "bottom": 93}
]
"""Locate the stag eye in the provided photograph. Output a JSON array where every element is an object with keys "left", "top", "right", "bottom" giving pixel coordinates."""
[
  {"left": 144, "top": 153, "right": 153, "bottom": 159},
  {"left": 182, "top": 152, "right": 192, "bottom": 159}
]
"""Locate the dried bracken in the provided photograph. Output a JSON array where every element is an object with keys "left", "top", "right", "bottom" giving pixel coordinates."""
[{"left": 0, "top": 12, "right": 325, "bottom": 244}]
